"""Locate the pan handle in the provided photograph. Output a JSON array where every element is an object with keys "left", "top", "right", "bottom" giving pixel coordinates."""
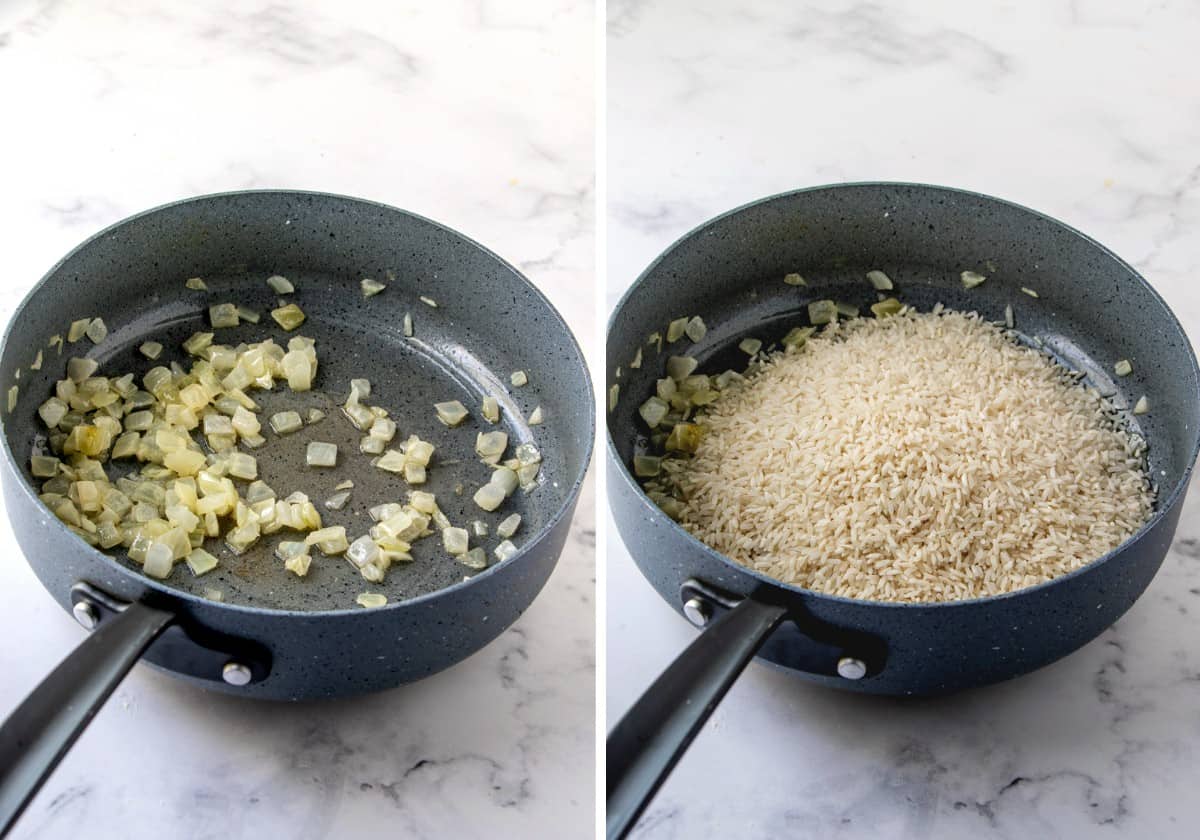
[
  {"left": 0, "top": 599, "right": 174, "bottom": 836},
  {"left": 606, "top": 596, "right": 787, "bottom": 840}
]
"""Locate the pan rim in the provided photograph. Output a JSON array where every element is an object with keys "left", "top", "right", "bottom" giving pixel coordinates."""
[
  {"left": 1, "top": 188, "right": 595, "bottom": 618},
  {"left": 606, "top": 179, "right": 1200, "bottom": 611}
]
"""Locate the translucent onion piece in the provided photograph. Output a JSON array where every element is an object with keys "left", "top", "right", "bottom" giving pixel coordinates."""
[
  {"left": 420, "top": 296, "right": 438, "bottom": 308},
  {"left": 608, "top": 384, "right": 619, "bottom": 413},
  {"left": 781, "top": 326, "right": 815, "bottom": 350},
  {"left": 403, "top": 313, "right": 413, "bottom": 337},
  {"left": 186, "top": 548, "right": 219, "bottom": 576},
  {"left": 666, "top": 317, "right": 689, "bottom": 343},
  {"left": 356, "top": 593, "right": 387, "bottom": 608},
  {"left": 482, "top": 396, "right": 500, "bottom": 424},
  {"left": 871, "top": 298, "right": 903, "bottom": 319},
  {"left": 808, "top": 300, "right": 837, "bottom": 325},
  {"left": 209, "top": 303, "right": 240, "bottom": 328},
  {"left": 496, "top": 513, "right": 521, "bottom": 539},
  {"left": 361, "top": 278, "right": 386, "bottom": 297},
  {"left": 66, "top": 357, "right": 98, "bottom": 382},
  {"left": 85, "top": 318, "right": 108, "bottom": 344},
  {"left": 236, "top": 306, "right": 261, "bottom": 325},
  {"left": 443, "top": 527, "right": 469, "bottom": 555},
  {"left": 1004, "top": 304, "right": 1014, "bottom": 329},
  {"left": 306, "top": 441, "right": 338, "bottom": 467},
  {"left": 325, "top": 490, "right": 351, "bottom": 510},
  {"left": 67, "top": 318, "right": 92, "bottom": 342},
  {"left": 961, "top": 271, "right": 986, "bottom": 289},
  {"left": 784, "top": 272, "right": 807, "bottom": 286},
  {"left": 472, "top": 482, "right": 506, "bottom": 512},
  {"left": 267, "top": 275, "right": 294, "bottom": 294},
  {"left": 31, "top": 350, "right": 43, "bottom": 371},
  {"left": 1115, "top": 359, "right": 1133, "bottom": 377},
  {"left": 185, "top": 277, "right": 208, "bottom": 290},
  {"left": 270, "top": 303, "right": 306, "bottom": 331},
  {"left": 307, "top": 408, "right": 325, "bottom": 424},
  {"left": 284, "top": 554, "right": 312, "bottom": 576},
  {"left": 6, "top": 386, "right": 17, "bottom": 413},
  {"left": 143, "top": 543, "right": 174, "bottom": 579},
  {"left": 685, "top": 316, "right": 707, "bottom": 343},
  {"left": 459, "top": 547, "right": 488, "bottom": 570},
  {"left": 434, "top": 400, "right": 469, "bottom": 427},
  {"left": 1021, "top": 287, "right": 1039, "bottom": 298},
  {"left": 470, "top": 520, "right": 489, "bottom": 538},
  {"left": 528, "top": 406, "right": 544, "bottom": 425},
  {"left": 666, "top": 356, "right": 698, "bottom": 380},
  {"left": 639, "top": 396, "right": 669, "bottom": 429},
  {"left": 739, "top": 337, "right": 762, "bottom": 356},
  {"left": 633, "top": 455, "right": 661, "bottom": 477},
  {"left": 1134, "top": 395, "right": 1149, "bottom": 415},
  {"left": 476, "top": 430, "right": 508, "bottom": 460},
  {"left": 269, "top": 410, "right": 303, "bottom": 435},
  {"left": 510, "top": 370, "right": 528, "bottom": 387},
  {"left": 493, "top": 540, "right": 518, "bottom": 562},
  {"left": 866, "top": 270, "right": 893, "bottom": 291}
]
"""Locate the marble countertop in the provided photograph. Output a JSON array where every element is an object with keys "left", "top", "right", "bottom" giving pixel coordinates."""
[
  {"left": 0, "top": 1, "right": 594, "bottom": 838},
  {"left": 607, "top": 1, "right": 1200, "bottom": 837}
]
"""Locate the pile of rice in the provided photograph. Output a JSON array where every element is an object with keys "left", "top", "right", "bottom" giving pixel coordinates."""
[{"left": 657, "top": 310, "right": 1153, "bottom": 603}]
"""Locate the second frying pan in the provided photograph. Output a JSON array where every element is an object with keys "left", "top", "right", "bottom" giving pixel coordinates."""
[
  {"left": 605, "top": 183, "right": 1200, "bottom": 837},
  {"left": 0, "top": 190, "right": 594, "bottom": 835}
]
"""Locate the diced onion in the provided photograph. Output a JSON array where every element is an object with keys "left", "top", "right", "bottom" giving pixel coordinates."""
[
  {"left": 866, "top": 270, "right": 893, "bottom": 291},
  {"left": 270, "top": 303, "right": 306, "bottom": 331},
  {"left": 808, "top": 300, "right": 837, "bottom": 325},
  {"left": 185, "top": 277, "right": 208, "bottom": 290},
  {"left": 493, "top": 540, "right": 518, "bottom": 562},
  {"left": 267, "top": 275, "right": 294, "bottom": 294},
  {"left": 67, "top": 318, "right": 92, "bottom": 342},
  {"left": 443, "top": 527, "right": 469, "bottom": 555},
  {"left": 85, "top": 318, "right": 108, "bottom": 344},
  {"left": 784, "top": 272, "right": 807, "bottom": 286},
  {"left": 435, "top": 400, "right": 469, "bottom": 427},
  {"left": 361, "top": 278, "right": 386, "bottom": 297},
  {"left": 961, "top": 271, "right": 986, "bottom": 289},
  {"left": 1114, "top": 359, "right": 1133, "bottom": 377},
  {"left": 209, "top": 303, "right": 240, "bottom": 328},
  {"left": 356, "top": 592, "right": 387, "bottom": 608},
  {"left": 738, "top": 338, "right": 762, "bottom": 356},
  {"left": 306, "top": 441, "right": 338, "bottom": 467},
  {"left": 186, "top": 548, "right": 219, "bottom": 576},
  {"left": 459, "top": 547, "right": 487, "bottom": 569},
  {"left": 510, "top": 370, "right": 528, "bottom": 387},
  {"left": 482, "top": 396, "right": 500, "bottom": 424},
  {"left": 269, "top": 410, "right": 303, "bottom": 435},
  {"left": 497, "top": 513, "right": 521, "bottom": 539}
]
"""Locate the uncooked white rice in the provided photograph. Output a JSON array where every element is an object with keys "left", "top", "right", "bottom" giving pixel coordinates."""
[{"left": 655, "top": 310, "right": 1153, "bottom": 603}]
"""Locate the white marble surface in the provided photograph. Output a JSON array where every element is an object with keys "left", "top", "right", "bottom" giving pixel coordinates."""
[
  {"left": 0, "top": 1, "right": 594, "bottom": 838},
  {"left": 608, "top": 1, "right": 1200, "bottom": 837}
]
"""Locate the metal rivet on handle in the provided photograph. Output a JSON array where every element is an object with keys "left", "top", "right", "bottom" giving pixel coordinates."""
[
  {"left": 72, "top": 600, "right": 98, "bottom": 631},
  {"left": 683, "top": 596, "right": 711, "bottom": 627},
  {"left": 222, "top": 662, "right": 252, "bottom": 686},
  {"left": 837, "top": 657, "right": 867, "bottom": 680}
]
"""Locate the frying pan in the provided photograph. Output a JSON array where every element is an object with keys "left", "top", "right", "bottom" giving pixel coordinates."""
[
  {"left": 604, "top": 183, "right": 1200, "bottom": 838},
  {"left": 0, "top": 190, "right": 593, "bottom": 836}
]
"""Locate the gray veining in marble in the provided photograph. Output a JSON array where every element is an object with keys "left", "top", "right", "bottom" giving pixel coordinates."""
[
  {"left": 608, "top": 1, "right": 1200, "bottom": 838},
  {"left": 0, "top": 1, "right": 594, "bottom": 838}
]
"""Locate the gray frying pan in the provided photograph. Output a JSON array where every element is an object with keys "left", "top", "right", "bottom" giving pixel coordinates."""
[
  {"left": 605, "top": 183, "right": 1199, "bottom": 837},
  {"left": 0, "top": 191, "right": 593, "bottom": 836}
]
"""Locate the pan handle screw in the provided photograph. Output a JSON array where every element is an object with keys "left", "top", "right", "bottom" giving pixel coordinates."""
[
  {"left": 683, "top": 596, "right": 712, "bottom": 627},
  {"left": 222, "top": 662, "right": 253, "bottom": 686},
  {"left": 837, "top": 657, "right": 867, "bottom": 680},
  {"left": 72, "top": 600, "right": 98, "bottom": 631}
]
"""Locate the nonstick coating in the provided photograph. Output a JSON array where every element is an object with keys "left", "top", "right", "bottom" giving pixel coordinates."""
[
  {"left": 607, "top": 183, "right": 1200, "bottom": 695},
  {"left": 0, "top": 191, "right": 593, "bottom": 699}
]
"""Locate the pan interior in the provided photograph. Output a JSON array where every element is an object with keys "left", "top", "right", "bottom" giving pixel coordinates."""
[
  {"left": 1, "top": 192, "right": 592, "bottom": 612},
  {"left": 607, "top": 185, "right": 1200, "bottom": 548}
]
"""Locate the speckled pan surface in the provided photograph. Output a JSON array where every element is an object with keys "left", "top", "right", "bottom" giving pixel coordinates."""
[
  {"left": 0, "top": 190, "right": 593, "bottom": 699},
  {"left": 607, "top": 182, "right": 1200, "bottom": 695}
]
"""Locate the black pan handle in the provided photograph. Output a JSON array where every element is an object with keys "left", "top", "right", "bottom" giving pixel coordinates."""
[
  {"left": 606, "top": 596, "right": 788, "bottom": 840},
  {"left": 0, "top": 600, "right": 174, "bottom": 836}
]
